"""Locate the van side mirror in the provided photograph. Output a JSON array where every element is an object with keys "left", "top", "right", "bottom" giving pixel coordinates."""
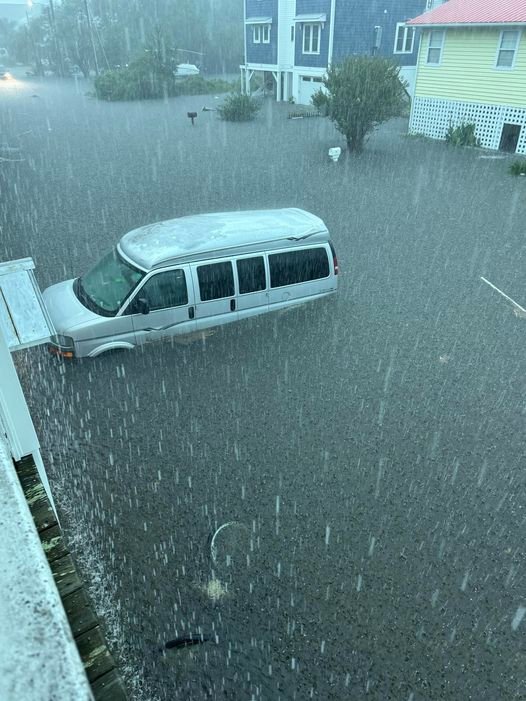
[{"left": 136, "top": 297, "right": 150, "bottom": 315}]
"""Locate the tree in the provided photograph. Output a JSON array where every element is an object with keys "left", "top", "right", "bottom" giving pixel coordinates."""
[{"left": 314, "top": 56, "right": 408, "bottom": 153}]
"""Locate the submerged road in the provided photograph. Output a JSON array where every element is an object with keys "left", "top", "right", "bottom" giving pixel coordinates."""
[{"left": 1, "top": 75, "right": 526, "bottom": 699}]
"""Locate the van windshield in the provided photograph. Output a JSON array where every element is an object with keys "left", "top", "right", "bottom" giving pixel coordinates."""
[{"left": 75, "top": 249, "right": 144, "bottom": 316}]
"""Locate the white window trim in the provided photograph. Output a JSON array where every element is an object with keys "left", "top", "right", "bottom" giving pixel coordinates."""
[
  {"left": 394, "top": 23, "right": 415, "bottom": 54},
  {"left": 494, "top": 29, "right": 521, "bottom": 71},
  {"left": 426, "top": 29, "right": 445, "bottom": 66},
  {"left": 252, "top": 24, "right": 270, "bottom": 45},
  {"left": 303, "top": 23, "right": 321, "bottom": 55}
]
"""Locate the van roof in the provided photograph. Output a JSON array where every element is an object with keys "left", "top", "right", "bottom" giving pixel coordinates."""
[{"left": 118, "top": 208, "right": 328, "bottom": 270}]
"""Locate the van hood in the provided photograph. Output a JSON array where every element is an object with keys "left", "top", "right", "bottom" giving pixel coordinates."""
[{"left": 43, "top": 279, "right": 101, "bottom": 333}]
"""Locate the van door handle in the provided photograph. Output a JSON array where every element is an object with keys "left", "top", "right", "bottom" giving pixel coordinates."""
[
  {"left": 230, "top": 299, "right": 236, "bottom": 312},
  {"left": 188, "top": 306, "right": 195, "bottom": 319}
]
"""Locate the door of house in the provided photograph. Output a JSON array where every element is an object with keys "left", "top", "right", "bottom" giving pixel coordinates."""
[
  {"left": 499, "top": 123, "right": 521, "bottom": 153},
  {"left": 298, "top": 76, "right": 323, "bottom": 105}
]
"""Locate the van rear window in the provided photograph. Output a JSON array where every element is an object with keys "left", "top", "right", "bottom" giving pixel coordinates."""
[{"left": 269, "top": 248, "right": 329, "bottom": 288}]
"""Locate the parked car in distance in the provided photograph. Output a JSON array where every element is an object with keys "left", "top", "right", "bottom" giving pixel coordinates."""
[{"left": 43, "top": 208, "right": 339, "bottom": 358}]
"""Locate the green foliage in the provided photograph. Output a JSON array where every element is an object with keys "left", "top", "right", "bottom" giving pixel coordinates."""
[
  {"left": 94, "top": 53, "right": 176, "bottom": 100},
  {"left": 509, "top": 159, "right": 526, "bottom": 176},
  {"left": 445, "top": 123, "right": 480, "bottom": 147},
  {"left": 311, "top": 88, "right": 328, "bottom": 113},
  {"left": 8, "top": 0, "right": 243, "bottom": 74},
  {"left": 174, "top": 75, "right": 233, "bottom": 96},
  {"left": 94, "top": 57, "right": 234, "bottom": 101},
  {"left": 217, "top": 93, "right": 261, "bottom": 122},
  {"left": 321, "top": 56, "right": 408, "bottom": 152}
]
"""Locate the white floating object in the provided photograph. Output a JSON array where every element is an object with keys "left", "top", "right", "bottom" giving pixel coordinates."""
[
  {"left": 175, "top": 63, "right": 200, "bottom": 76},
  {"left": 480, "top": 276, "right": 526, "bottom": 315},
  {"left": 328, "top": 147, "right": 341, "bottom": 162},
  {"left": 0, "top": 258, "right": 55, "bottom": 351}
]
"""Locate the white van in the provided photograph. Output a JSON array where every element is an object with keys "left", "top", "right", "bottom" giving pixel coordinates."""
[{"left": 43, "top": 208, "right": 339, "bottom": 358}]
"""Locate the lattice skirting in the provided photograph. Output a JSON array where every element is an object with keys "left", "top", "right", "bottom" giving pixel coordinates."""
[{"left": 409, "top": 97, "right": 526, "bottom": 154}]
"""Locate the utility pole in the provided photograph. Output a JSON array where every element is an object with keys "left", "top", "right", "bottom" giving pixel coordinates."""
[
  {"left": 83, "top": 0, "right": 99, "bottom": 76},
  {"left": 47, "top": 0, "right": 65, "bottom": 77}
]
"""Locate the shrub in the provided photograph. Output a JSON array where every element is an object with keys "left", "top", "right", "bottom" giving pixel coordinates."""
[
  {"left": 445, "top": 123, "right": 480, "bottom": 147},
  {"left": 319, "top": 56, "right": 408, "bottom": 152},
  {"left": 95, "top": 58, "right": 235, "bottom": 101},
  {"left": 311, "top": 87, "right": 328, "bottom": 114},
  {"left": 217, "top": 93, "right": 261, "bottom": 121},
  {"left": 173, "top": 75, "right": 233, "bottom": 96},
  {"left": 95, "top": 54, "right": 177, "bottom": 100},
  {"left": 510, "top": 160, "right": 526, "bottom": 176}
]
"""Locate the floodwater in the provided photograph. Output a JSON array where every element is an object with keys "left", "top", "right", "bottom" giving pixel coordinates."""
[{"left": 2, "top": 75, "right": 526, "bottom": 699}]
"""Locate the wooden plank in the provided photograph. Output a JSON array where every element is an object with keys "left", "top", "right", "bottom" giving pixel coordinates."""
[
  {"left": 40, "top": 524, "right": 69, "bottom": 563},
  {"left": 50, "top": 554, "right": 83, "bottom": 597},
  {"left": 14, "top": 456, "right": 57, "bottom": 531},
  {"left": 62, "top": 588, "right": 98, "bottom": 637},
  {"left": 14, "top": 454, "right": 38, "bottom": 478},
  {"left": 14, "top": 457, "right": 128, "bottom": 697},
  {"left": 25, "top": 482, "right": 57, "bottom": 532},
  {"left": 76, "top": 627, "right": 116, "bottom": 683},
  {"left": 16, "top": 466, "right": 40, "bottom": 493},
  {"left": 91, "top": 669, "right": 128, "bottom": 701}
]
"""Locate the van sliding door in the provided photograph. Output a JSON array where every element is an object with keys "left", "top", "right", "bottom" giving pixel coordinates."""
[
  {"left": 235, "top": 255, "right": 269, "bottom": 319},
  {"left": 191, "top": 260, "right": 238, "bottom": 331}
]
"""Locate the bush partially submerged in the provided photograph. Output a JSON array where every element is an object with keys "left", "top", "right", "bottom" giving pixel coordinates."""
[
  {"left": 311, "top": 57, "right": 408, "bottom": 152},
  {"left": 445, "top": 123, "right": 480, "bottom": 147},
  {"left": 311, "top": 88, "right": 328, "bottom": 115},
  {"left": 510, "top": 159, "right": 526, "bottom": 176},
  {"left": 217, "top": 93, "right": 261, "bottom": 121},
  {"left": 94, "top": 58, "right": 234, "bottom": 101}
]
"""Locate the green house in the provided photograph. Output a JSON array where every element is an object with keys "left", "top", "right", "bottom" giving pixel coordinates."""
[{"left": 408, "top": 0, "right": 526, "bottom": 154}]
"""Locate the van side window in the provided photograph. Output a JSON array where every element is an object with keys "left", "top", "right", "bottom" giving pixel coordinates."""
[
  {"left": 197, "top": 262, "right": 234, "bottom": 300},
  {"left": 130, "top": 269, "right": 188, "bottom": 312},
  {"left": 269, "top": 248, "right": 329, "bottom": 288},
  {"left": 236, "top": 256, "right": 266, "bottom": 294}
]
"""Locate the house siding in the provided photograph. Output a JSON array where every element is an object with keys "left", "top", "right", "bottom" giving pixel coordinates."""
[
  {"left": 332, "top": 0, "right": 426, "bottom": 66},
  {"left": 415, "top": 28, "right": 526, "bottom": 107},
  {"left": 410, "top": 27, "right": 526, "bottom": 153},
  {"left": 246, "top": 0, "right": 279, "bottom": 65},
  {"left": 294, "top": 0, "right": 332, "bottom": 68}
]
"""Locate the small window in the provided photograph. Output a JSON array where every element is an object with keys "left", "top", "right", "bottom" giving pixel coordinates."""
[
  {"left": 269, "top": 248, "right": 329, "bottom": 288},
  {"left": 394, "top": 23, "right": 415, "bottom": 54},
  {"left": 291, "top": 25, "right": 295, "bottom": 42},
  {"left": 427, "top": 29, "right": 445, "bottom": 64},
  {"left": 132, "top": 269, "right": 188, "bottom": 312},
  {"left": 253, "top": 25, "right": 261, "bottom": 43},
  {"left": 197, "top": 262, "right": 234, "bottom": 301},
  {"left": 496, "top": 30, "right": 520, "bottom": 69},
  {"left": 262, "top": 24, "right": 270, "bottom": 44},
  {"left": 303, "top": 23, "right": 321, "bottom": 54},
  {"left": 237, "top": 257, "right": 266, "bottom": 294}
]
